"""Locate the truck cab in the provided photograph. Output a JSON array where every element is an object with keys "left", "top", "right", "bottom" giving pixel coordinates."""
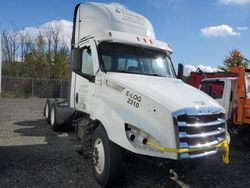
[{"left": 44, "top": 3, "right": 229, "bottom": 187}]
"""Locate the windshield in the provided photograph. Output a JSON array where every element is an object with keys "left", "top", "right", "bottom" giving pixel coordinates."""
[{"left": 98, "top": 42, "right": 175, "bottom": 78}]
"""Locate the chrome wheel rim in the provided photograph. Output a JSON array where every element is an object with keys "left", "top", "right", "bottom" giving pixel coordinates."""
[
  {"left": 45, "top": 103, "right": 49, "bottom": 119},
  {"left": 50, "top": 107, "right": 55, "bottom": 125}
]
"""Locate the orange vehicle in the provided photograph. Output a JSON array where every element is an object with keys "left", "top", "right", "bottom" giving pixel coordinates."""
[
  {"left": 189, "top": 67, "right": 250, "bottom": 128},
  {"left": 227, "top": 67, "right": 250, "bottom": 125}
]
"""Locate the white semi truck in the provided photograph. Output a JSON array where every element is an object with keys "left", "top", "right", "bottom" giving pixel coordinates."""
[{"left": 44, "top": 2, "right": 230, "bottom": 187}]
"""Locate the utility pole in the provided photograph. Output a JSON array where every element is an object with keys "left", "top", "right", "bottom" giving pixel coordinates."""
[{"left": 0, "top": 33, "right": 2, "bottom": 94}]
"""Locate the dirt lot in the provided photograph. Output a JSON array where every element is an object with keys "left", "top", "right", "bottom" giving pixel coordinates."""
[{"left": 1, "top": 98, "right": 250, "bottom": 188}]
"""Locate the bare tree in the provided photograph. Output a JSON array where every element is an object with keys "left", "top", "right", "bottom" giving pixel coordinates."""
[
  {"left": 9, "top": 24, "right": 20, "bottom": 62},
  {"left": 1, "top": 21, "right": 71, "bottom": 80},
  {"left": 43, "top": 25, "right": 53, "bottom": 62},
  {"left": 24, "top": 34, "right": 33, "bottom": 55},
  {"left": 19, "top": 29, "right": 26, "bottom": 62},
  {"left": 52, "top": 24, "right": 61, "bottom": 54},
  {"left": 1, "top": 30, "right": 11, "bottom": 61},
  {"left": 19, "top": 29, "right": 34, "bottom": 62},
  {"left": 1, "top": 26, "right": 20, "bottom": 62}
]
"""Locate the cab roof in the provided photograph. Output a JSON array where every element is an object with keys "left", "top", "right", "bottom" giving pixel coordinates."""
[{"left": 72, "top": 2, "right": 156, "bottom": 47}]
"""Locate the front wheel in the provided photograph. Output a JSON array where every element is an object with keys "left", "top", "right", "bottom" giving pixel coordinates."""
[{"left": 92, "top": 126, "right": 122, "bottom": 187}]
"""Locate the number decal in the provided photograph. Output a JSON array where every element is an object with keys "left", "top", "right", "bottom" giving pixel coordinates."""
[{"left": 126, "top": 90, "right": 141, "bottom": 108}]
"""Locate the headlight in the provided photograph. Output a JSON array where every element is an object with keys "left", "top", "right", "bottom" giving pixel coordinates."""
[{"left": 125, "top": 124, "right": 163, "bottom": 153}]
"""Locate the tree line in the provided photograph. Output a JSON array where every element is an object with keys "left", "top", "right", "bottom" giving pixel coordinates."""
[
  {"left": 1, "top": 24, "right": 70, "bottom": 80},
  {"left": 1, "top": 24, "right": 249, "bottom": 80}
]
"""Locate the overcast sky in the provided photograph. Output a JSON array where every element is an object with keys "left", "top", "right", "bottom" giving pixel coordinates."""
[{"left": 0, "top": 0, "right": 250, "bottom": 74}]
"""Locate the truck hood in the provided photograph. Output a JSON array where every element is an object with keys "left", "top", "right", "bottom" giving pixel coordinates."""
[{"left": 107, "top": 73, "right": 223, "bottom": 112}]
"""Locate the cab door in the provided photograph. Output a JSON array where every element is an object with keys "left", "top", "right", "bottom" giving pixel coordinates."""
[
  {"left": 200, "top": 80, "right": 225, "bottom": 102},
  {"left": 73, "top": 40, "right": 96, "bottom": 114},
  {"left": 200, "top": 79, "right": 231, "bottom": 120}
]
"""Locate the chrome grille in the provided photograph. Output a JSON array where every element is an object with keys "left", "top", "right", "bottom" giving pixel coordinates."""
[{"left": 173, "top": 107, "right": 227, "bottom": 159}]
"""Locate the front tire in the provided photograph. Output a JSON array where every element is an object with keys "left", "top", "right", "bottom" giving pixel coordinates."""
[{"left": 92, "top": 126, "right": 122, "bottom": 187}]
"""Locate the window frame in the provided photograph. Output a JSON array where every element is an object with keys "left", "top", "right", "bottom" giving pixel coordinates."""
[
  {"left": 72, "top": 45, "right": 95, "bottom": 82},
  {"left": 200, "top": 80, "right": 225, "bottom": 99},
  {"left": 97, "top": 41, "right": 176, "bottom": 78},
  {"left": 81, "top": 46, "right": 94, "bottom": 75}
]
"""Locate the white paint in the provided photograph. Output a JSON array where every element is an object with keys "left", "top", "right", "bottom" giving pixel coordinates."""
[
  {"left": 69, "top": 3, "right": 227, "bottom": 160},
  {"left": 74, "top": 2, "right": 155, "bottom": 47},
  {"left": 106, "top": 73, "right": 222, "bottom": 112}
]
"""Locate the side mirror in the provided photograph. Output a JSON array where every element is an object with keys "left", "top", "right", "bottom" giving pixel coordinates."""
[
  {"left": 177, "top": 63, "right": 184, "bottom": 79},
  {"left": 71, "top": 48, "right": 82, "bottom": 71}
]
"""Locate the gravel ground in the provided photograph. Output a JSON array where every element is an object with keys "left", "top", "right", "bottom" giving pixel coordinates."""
[{"left": 1, "top": 98, "right": 250, "bottom": 188}]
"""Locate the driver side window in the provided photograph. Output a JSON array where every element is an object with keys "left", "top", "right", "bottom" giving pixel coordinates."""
[
  {"left": 82, "top": 47, "right": 94, "bottom": 75},
  {"left": 200, "top": 82, "right": 224, "bottom": 99}
]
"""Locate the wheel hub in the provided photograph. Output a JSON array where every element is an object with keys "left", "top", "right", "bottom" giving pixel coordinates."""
[
  {"left": 50, "top": 108, "right": 55, "bottom": 125},
  {"left": 45, "top": 104, "right": 49, "bottom": 118},
  {"left": 93, "top": 138, "right": 105, "bottom": 174}
]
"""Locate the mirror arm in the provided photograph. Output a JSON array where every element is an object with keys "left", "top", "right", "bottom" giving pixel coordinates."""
[
  {"left": 177, "top": 63, "right": 184, "bottom": 79},
  {"left": 73, "top": 70, "right": 95, "bottom": 83}
]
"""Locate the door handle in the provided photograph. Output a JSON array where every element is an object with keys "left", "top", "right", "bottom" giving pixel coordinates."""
[{"left": 76, "top": 93, "right": 79, "bottom": 104}]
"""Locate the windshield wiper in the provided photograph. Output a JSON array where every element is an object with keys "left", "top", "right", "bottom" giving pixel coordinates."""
[
  {"left": 142, "top": 73, "right": 166, "bottom": 77},
  {"left": 112, "top": 70, "right": 142, "bottom": 75}
]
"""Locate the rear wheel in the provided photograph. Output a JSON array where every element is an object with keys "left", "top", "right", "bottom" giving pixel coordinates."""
[
  {"left": 44, "top": 99, "right": 51, "bottom": 124},
  {"left": 50, "top": 104, "right": 62, "bottom": 131},
  {"left": 92, "top": 126, "right": 122, "bottom": 187}
]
